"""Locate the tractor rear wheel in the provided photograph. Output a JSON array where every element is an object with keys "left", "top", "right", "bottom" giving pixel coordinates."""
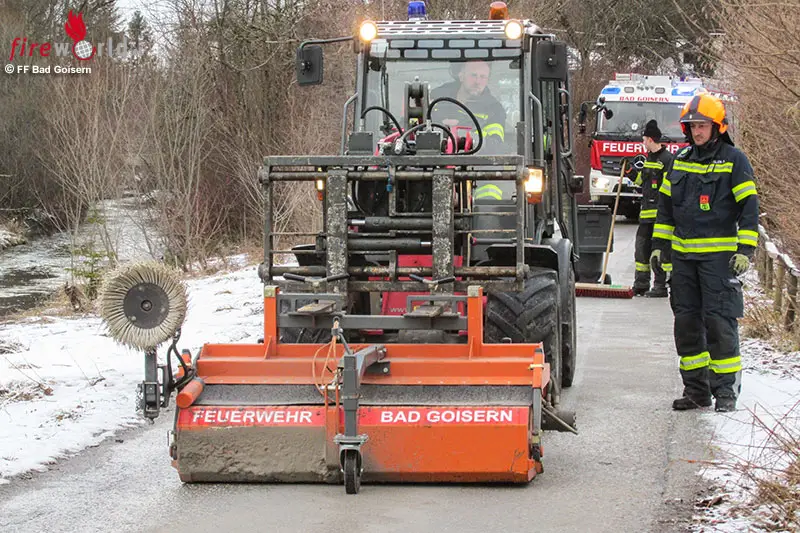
[{"left": 484, "top": 268, "right": 562, "bottom": 402}]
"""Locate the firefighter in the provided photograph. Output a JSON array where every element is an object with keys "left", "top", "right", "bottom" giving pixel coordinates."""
[
  {"left": 650, "top": 93, "right": 758, "bottom": 412},
  {"left": 432, "top": 60, "right": 509, "bottom": 201},
  {"left": 633, "top": 120, "right": 674, "bottom": 297},
  {"left": 431, "top": 60, "right": 507, "bottom": 155}
]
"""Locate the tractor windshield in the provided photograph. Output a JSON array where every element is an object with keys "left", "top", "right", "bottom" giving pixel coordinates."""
[
  {"left": 364, "top": 46, "right": 522, "bottom": 155},
  {"left": 597, "top": 102, "right": 684, "bottom": 142}
]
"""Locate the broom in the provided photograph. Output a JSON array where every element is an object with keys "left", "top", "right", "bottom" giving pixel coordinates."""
[
  {"left": 98, "top": 262, "right": 189, "bottom": 351},
  {"left": 576, "top": 159, "right": 634, "bottom": 298}
]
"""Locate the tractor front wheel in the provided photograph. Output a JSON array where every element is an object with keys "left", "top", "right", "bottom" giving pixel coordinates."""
[{"left": 484, "top": 268, "right": 562, "bottom": 403}]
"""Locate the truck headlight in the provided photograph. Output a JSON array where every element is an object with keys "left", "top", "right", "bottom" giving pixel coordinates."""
[{"left": 592, "top": 176, "right": 609, "bottom": 190}]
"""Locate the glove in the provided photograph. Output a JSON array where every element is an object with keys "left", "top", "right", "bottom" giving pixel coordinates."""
[
  {"left": 650, "top": 249, "right": 663, "bottom": 275},
  {"left": 729, "top": 253, "right": 750, "bottom": 276}
]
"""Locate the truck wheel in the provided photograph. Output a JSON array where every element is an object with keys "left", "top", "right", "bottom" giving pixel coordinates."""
[
  {"left": 484, "top": 269, "right": 562, "bottom": 401},
  {"left": 561, "top": 265, "right": 577, "bottom": 388}
]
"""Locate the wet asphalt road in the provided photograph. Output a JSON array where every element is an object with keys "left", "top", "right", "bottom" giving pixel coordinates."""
[{"left": 0, "top": 220, "right": 712, "bottom": 533}]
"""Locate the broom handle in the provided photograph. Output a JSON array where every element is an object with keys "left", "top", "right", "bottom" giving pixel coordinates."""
[{"left": 600, "top": 159, "right": 627, "bottom": 283}]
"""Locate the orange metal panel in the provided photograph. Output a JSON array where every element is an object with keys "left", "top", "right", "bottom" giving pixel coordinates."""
[{"left": 174, "top": 404, "right": 539, "bottom": 483}]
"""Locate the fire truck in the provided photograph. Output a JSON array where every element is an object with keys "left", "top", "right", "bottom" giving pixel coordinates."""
[{"left": 578, "top": 73, "right": 710, "bottom": 219}]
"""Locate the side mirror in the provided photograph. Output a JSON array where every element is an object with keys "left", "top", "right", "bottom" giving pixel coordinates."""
[
  {"left": 296, "top": 45, "right": 323, "bottom": 86},
  {"left": 570, "top": 174, "right": 585, "bottom": 193},
  {"left": 535, "top": 40, "right": 568, "bottom": 81},
  {"left": 603, "top": 107, "right": 614, "bottom": 120}
]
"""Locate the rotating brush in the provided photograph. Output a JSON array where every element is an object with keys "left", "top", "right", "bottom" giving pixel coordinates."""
[{"left": 98, "top": 262, "right": 188, "bottom": 351}]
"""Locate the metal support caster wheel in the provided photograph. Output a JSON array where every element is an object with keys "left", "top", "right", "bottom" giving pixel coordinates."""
[{"left": 343, "top": 449, "right": 362, "bottom": 494}]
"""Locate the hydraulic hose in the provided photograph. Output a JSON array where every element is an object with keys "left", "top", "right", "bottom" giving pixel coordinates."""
[
  {"left": 360, "top": 105, "right": 404, "bottom": 135},
  {"left": 426, "top": 96, "right": 483, "bottom": 155}
]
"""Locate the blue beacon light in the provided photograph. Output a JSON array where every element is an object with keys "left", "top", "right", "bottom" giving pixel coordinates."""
[{"left": 408, "top": 1, "right": 427, "bottom": 21}]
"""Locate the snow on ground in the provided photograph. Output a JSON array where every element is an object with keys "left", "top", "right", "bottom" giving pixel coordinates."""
[
  {"left": 691, "top": 358, "right": 800, "bottom": 532},
  {"left": 690, "top": 282, "right": 800, "bottom": 531},
  {"left": 0, "top": 261, "right": 264, "bottom": 483}
]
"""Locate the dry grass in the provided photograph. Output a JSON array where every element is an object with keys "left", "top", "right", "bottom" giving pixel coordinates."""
[
  {"left": 0, "top": 286, "right": 97, "bottom": 323},
  {"left": 743, "top": 299, "right": 783, "bottom": 341},
  {"left": 707, "top": 402, "right": 800, "bottom": 531}
]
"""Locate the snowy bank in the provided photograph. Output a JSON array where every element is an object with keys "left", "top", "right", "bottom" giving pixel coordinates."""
[
  {"left": 691, "top": 342, "right": 800, "bottom": 531},
  {"left": 0, "top": 227, "right": 26, "bottom": 252},
  {"left": 0, "top": 263, "right": 264, "bottom": 483}
]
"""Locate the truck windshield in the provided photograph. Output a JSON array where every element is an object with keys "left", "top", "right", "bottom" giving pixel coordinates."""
[
  {"left": 364, "top": 56, "right": 521, "bottom": 155},
  {"left": 597, "top": 102, "right": 684, "bottom": 141}
]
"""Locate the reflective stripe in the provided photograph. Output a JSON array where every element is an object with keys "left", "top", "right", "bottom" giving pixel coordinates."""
[
  {"left": 738, "top": 229, "right": 758, "bottom": 247},
  {"left": 643, "top": 161, "right": 664, "bottom": 169},
  {"left": 672, "top": 161, "right": 734, "bottom": 174},
  {"left": 732, "top": 180, "right": 757, "bottom": 202},
  {"left": 659, "top": 178, "right": 671, "bottom": 196},
  {"left": 709, "top": 356, "right": 742, "bottom": 374},
  {"left": 672, "top": 236, "right": 738, "bottom": 254},
  {"left": 636, "top": 262, "right": 650, "bottom": 272},
  {"left": 639, "top": 209, "right": 657, "bottom": 219},
  {"left": 653, "top": 224, "right": 675, "bottom": 241},
  {"left": 662, "top": 262, "right": 673, "bottom": 272},
  {"left": 680, "top": 352, "right": 710, "bottom": 371},
  {"left": 474, "top": 184, "right": 503, "bottom": 200},
  {"left": 482, "top": 123, "right": 505, "bottom": 141}
]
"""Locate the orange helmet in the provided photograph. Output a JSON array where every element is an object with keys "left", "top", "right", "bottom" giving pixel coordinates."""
[{"left": 680, "top": 93, "right": 728, "bottom": 135}]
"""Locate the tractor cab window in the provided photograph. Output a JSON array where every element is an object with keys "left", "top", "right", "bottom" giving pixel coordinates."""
[
  {"left": 597, "top": 102, "right": 684, "bottom": 142},
  {"left": 364, "top": 51, "right": 521, "bottom": 155}
]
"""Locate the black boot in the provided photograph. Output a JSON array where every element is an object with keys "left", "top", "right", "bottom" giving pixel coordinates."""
[
  {"left": 714, "top": 396, "right": 736, "bottom": 412},
  {"left": 645, "top": 285, "right": 668, "bottom": 298},
  {"left": 672, "top": 395, "right": 712, "bottom": 410},
  {"left": 634, "top": 285, "right": 649, "bottom": 296}
]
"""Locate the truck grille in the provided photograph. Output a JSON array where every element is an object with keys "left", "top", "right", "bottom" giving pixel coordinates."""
[{"left": 600, "top": 156, "right": 624, "bottom": 176}]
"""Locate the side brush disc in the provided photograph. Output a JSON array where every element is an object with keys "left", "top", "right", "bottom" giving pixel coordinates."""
[{"left": 98, "top": 262, "right": 188, "bottom": 351}]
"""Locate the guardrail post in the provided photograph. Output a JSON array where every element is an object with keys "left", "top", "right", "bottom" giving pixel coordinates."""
[
  {"left": 786, "top": 274, "right": 798, "bottom": 332},
  {"left": 765, "top": 254, "right": 774, "bottom": 293},
  {"left": 774, "top": 259, "right": 785, "bottom": 314},
  {"left": 756, "top": 237, "right": 766, "bottom": 285}
]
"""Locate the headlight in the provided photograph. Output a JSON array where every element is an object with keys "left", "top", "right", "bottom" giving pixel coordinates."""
[
  {"left": 504, "top": 20, "right": 523, "bottom": 40},
  {"left": 359, "top": 21, "right": 378, "bottom": 42},
  {"left": 525, "top": 167, "right": 544, "bottom": 203},
  {"left": 592, "top": 177, "right": 610, "bottom": 190}
]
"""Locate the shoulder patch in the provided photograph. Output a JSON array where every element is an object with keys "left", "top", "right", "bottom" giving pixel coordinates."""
[{"left": 677, "top": 146, "right": 692, "bottom": 158}]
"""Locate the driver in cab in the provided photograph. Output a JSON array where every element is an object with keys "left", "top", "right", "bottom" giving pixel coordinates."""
[{"left": 430, "top": 60, "right": 508, "bottom": 154}]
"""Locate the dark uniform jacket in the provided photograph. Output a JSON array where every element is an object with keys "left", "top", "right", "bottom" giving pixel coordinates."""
[
  {"left": 635, "top": 146, "right": 674, "bottom": 222},
  {"left": 654, "top": 140, "right": 759, "bottom": 260},
  {"left": 430, "top": 81, "right": 507, "bottom": 145},
  {"left": 430, "top": 81, "right": 509, "bottom": 201}
]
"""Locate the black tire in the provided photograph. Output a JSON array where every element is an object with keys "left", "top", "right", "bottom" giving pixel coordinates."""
[
  {"left": 484, "top": 269, "right": 562, "bottom": 401},
  {"left": 280, "top": 327, "right": 332, "bottom": 344},
  {"left": 278, "top": 298, "right": 332, "bottom": 344},
  {"left": 561, "top": 265, "right": 577, "bottom": 388},
  {"left": 343, "top": 450, "right": 361, "bottom": 494}
]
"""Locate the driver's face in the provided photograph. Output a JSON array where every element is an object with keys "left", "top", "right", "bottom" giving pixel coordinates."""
[{"left": 459, "top": 62, "right": 490, "bottom": 98}]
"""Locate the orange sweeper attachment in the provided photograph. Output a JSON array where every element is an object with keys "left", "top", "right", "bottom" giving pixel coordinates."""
[{"left": 98, "top": 3, "right": 579, "bottom": 494}]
